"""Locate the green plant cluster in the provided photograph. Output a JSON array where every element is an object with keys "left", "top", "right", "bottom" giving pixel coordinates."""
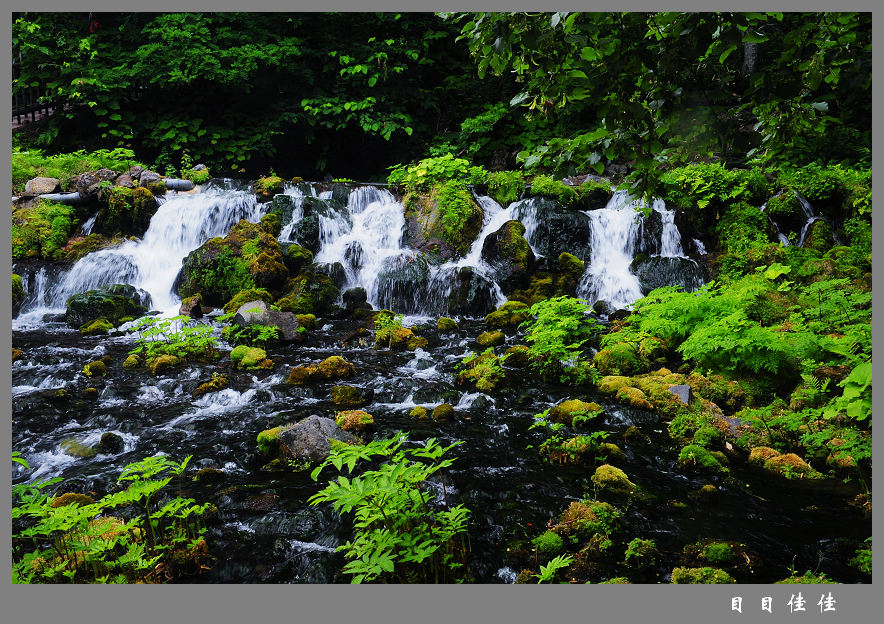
[
  {"left": 12, "top": 454, "right": 212, "bottom": 583},
  {"left": 456, "top": 348, "right": 505, "bottom": 392},
  {"left": 128, "top": 315, "right": 218, "bottom": 364},
  {"left": 12, "top": 199, "right": 76, "bottom": 260},
  {"left": 486, "top": 170, "right": 525, "bottom": 205},
  {"left": 309, "top": 433, "right": 471, "bottom": 583},
  {"left": 387, "top": 154, "right": 486, "bottom": 194},
  {"left": 520, "top": 296, "right": 600, "bottom": 385},
  {"left": 11, "top": 147, "right": 144, "bottom": 195}
]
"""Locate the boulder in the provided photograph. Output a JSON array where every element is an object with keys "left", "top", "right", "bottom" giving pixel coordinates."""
[
  {"left": 480, "top": 220, "right": 535, "bottom": 291},
  {"left": 278, "top": 415, "right": 358, "bottom": 464},
  {"left": 114, "top": 174, "right": 135, "bottom": 188},
  {"left": 343, "top": 287, "right": 371, "bottom": 313},
  {"left": 179, "top": 294, "right": 203, "bottom": 318},
  {"left": 25, "top": 177, "right": 60, "bottom": 195},
  {"left": 668, "top": 385, "right": 693, "bottom": 404},
  {"left": 631, "top": 256, "right": 705, "bottom": 296},
  {"left": 511, "top": 197, "right": 592, "bottom": 262},
  {"left": 65, "top": 284, "right": 150, "bottom": 328}
]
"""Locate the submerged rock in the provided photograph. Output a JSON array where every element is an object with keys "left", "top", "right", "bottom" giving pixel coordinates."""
[
  {"left": 65, "top": 283, "right": 150, "bottom": 328},
  {"left": 631, "top": 256, "right": 705, "bottom": 295},
  {"left": 277, "top": 415, "right": 358, "bottom": 464}
]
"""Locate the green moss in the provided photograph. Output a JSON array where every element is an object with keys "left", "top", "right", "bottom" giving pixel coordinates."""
[
  {"left": 12, "top": 274, "right": 25, "bottom": 305},
  {"left": 257, "top": 424, "right": 292, "bottom": 455},
  {"left": 775, "top": 571, "right": 836, "bottom": 584},
  {"left": 484, "top": 300, "right": 529, "bottom": 328},
  {"left": 182, "top": 167, "right": 211, "bottom": 184},
  {"left": 254, "top": 175, "right": 285, "bottom": 197},
  {"left": 12, "top": 199, "right": 76, "bottom": 260},
  {"left": 532, "top": 531, "right": 563, "bottom": 558},
  {"left": 148, "top": 354, "right": 181, "bottom": 375},
  {"left": 437, "top": 317, "right": 458, "bottom": 331},
  {"left": 436, "top": 180, "right": 484, "bottom": 256},
  {"left": 318, "top": 356, "right": 355, "bottom": 380},
  {"left": 230, "top": 345, "right": 270, "bottom": 370},
  {"left": 591, "top": 464, "right": 636, "bottom": 493},
  {"left": 284, "top": 243, "right": 314, "bottom": 274},
  {"left": 703, "top": 542, "right": 736, "bottom": 565},
  {"left": 295, "top": 313, "right": 316, "bottom": 329},
  {"left": 12, "top": 348, "right": 23, "bottom": 363},
  {"left": 576, "top": 179, "right": 613, "bottom": 207},
  {"left": 552, "top": 500, "right": 622, "bottom": 538},
  {"left": 330, "top": 385, "right": 369, "bottom": 408},
  {"left": 677, "top": 444, "right": 728, "bottom": 474},
  {"left": 193, "top": 373, "right": 228, "bottom": 398},
  {"left": 476, "top": 330, "right": 505, "bottom": 347},
  {"left": 548, "top": 399, "right": 602, "bottom": 425},
  {"left": 335, "top": 410, "right": 374, "bottom": 432},
  {"left": 557, "top": 252, "right": 586, "bottom": 291},
  {"left": 671, "top": 567, "right": 736, "bottom": 584},
  {"left": 82, "top": 360, "right": 107, "bottom": 377},
  {"left": 50, "top": 492, "right": 97, "bottom": 508},
  {"left": 409, "top": 406, "right": 429, "bottom": 420},
  {"left": 60, "top": 438, "right": 98, "bottom": 458},
  {"left": 123, "top": 354, "right": 140, "bottom": 369},
  {"left": 79, "top": 318, "right": 114, "bottom": 336},
  {"left": 486, "top": 170, "right": 525, "bottom": 206},
  {"left": 502, "top": 345, "right": 530, "bottom": 367},
  {"left": 599, "top": 577, "right": 632, "bottom": 584},
  {"left": 456, "top": 350, "right": 505, "bottom": 392},
  {"left": 529, "top": 175, "right": 578, "bottom": 205},
  {"left": 432, "top": 403, "right": 455, "bottom": 422}
]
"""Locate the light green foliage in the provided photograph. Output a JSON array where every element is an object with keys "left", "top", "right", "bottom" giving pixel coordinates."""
[
  {"left": 128, "top": 315, "right": 218, "bottom": 363},
  {"left": 224, "top": 323, "right": 280, "bottom": 348},
  {"left": 532, "top": 531, "right": 563, "bottom": 558},
  {"left": 386, "top": 153, "right": 486, "bottom": 194},
  {"left": 12, "top": 454, "right": 212, "bottom": 583},
  {"left": 661, "top": 163, "right": 771, "bottom": 212},
  {"left": 436, "top": 180, "right": 483, "bottom": 251},
  {"left": 677, "top": 444, "right": 728, "bottom": 474},
  {"left": 775, "top": 570, "right": 835, "bottom": 584},
  {"left": 534, "top": 554, "right": 573, "bottom": 583},
  {"left": 520, "top": 296, "right": 600, "bottom": 384},
  {"left": 529, "top": 174, "right": 577, "bottom": 205},
  {"left": 671, "top": 567, "right": 736, "bottom": 584},
  {"left": 12, "top": 199, "right": 76, "bottom": 260},
  {"left": 486, "top": 170, "right": 525, "bottom": 206},
  {"left": 624, "top": 538, "right": 658, "bottom": 567},
  {"left": 456, "top": 349, "right": 505, "bottom": 392},
  {"left": 309, "top": 434, "right": 471, "bottom": 583},
  {"left": 849, "top": 538, "right": 872, "bottom": 575},
  {"left": 11, "top": 147, "right": 144, "bottom": 194},
  {"left": 703, "top": 542, "right": 736, "bottom": 565}
]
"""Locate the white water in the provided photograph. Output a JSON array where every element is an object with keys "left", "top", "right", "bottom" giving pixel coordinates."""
[{"left": 15, "top": 189, "right": 262, "bottom": 325}]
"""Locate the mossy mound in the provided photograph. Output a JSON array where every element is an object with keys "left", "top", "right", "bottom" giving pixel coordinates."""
[
  {"left": 148, "top": 354, "right": 181, "bottom": 375},
  {"left": 480, "top": 220, "right": 535, "bottom": 291},
  {"left": 437, "top": 317, "right": 458, "bottom": 331},
  {"left": 591, "top": 464, "right": 636, "bottom": 493},
  {"left": 615, "top": 386, "right": 654, "bottom": 411},
  {"left": 66, "top": 284, "right": 149, "bottom": 329},
  {"left": 123, "top": 354, "right": 140, "bottom": 369},
  {"left": 548, "top": 399, "right": 602, "bottom": 425},
  {"left": 532, "top": 531, "right": 564, "bottom": 558},
  {"left": 550, "top": 500, "right": 622, "bottom": 539},
  {"left": 101, "top": 185, "right": 159, "bottom": 235},
  {"left": 484, "top": 300, "right": 530, "bottom": 328},
  {"left": 748, "top": 446, "right": 781, "bottom": 466},
  {"left": 409, "top": 406, "right": 429, "bottom": 420},
  {"left": 775, "top": 571, "right": 836, "bottom": 584},
  {"left": 318, "top": 356, "right": 355, "bottom": 380},
  {"left": 432, "top": 403, "right": 455, "bottom": 422},
  {"left": 502, "top": 345, "right": 530, "bottom": 368},
  {"left": 223, "top": 288, "right": 273, "bottom": 314},
  {"left": 82, "top": 360, "right": 108, "bottom": 377},
  {"left": 330, "top": 385, "right": 371, "bottom": 408},
  {"left": 404, "top": 182, "right": 484, "bottom": 258},
  {"left": 288, "top": 365, "right": 323, "bottom": 385},
  {"left": 254, "top": 175, "right": 285, "bottom": 197},
  {"left": 295, "top": 313, "right": 317, "bottom": 329},
  {"left": 335, "top": 410, "right": 374, "bottom": 433},
  {"left": 12, "top": 348, "right": 23, "bottom": 363},
  {"left": 193, "top": 374, "right": 228, "bottom": 397},
  {"left": 671, "top": 567, "right": 736, "bottom": 584},
  {"left": 283, "top": 243, "right": 314, "bottom": 274},
  {"left": 79, "top": 318, "right": 114, "bottom": 336},
  {"left": 276, "top": 271, "right": 340, "bottom": 317},
  {"left": 677, "top": 445, "right": 729, "bottom": 474},
  {"left": 257, "top": 424, "right": 294, "bottom": 455},
  {"left": 99, "top": 432, "right": 125, "bottom": 454},
  {"left": 192, "top": 468, "right": 225, "bottom": 484},
  {"left": 762, "top": 453, "right": 818, "bottom": 478},
  {"left": 50, "top": 492, "right": 96, "bottom": 508},
  {"left": 60, "top": 438, "right": 98, "bottom": 458},
  {"left": 476, "top": 330, "right": 505, "bottom": 348},
  {"left": 230, "top": 345, "right": 272, "bottom": 370},
  {"left": 177, "top": 220, "right": 289, "bottom": 306}
]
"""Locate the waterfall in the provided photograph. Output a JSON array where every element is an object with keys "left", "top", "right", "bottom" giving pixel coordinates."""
[
  {"left": 80, "top": 212, "right": 99, "bottom": 236},
  {"left": 576, "top": 191, "right": 644, "bottom": 309},
  {"left": 15, "top": 188, "right": 262, "bottom": 324}
]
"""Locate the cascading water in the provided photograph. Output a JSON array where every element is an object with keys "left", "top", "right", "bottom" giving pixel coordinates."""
[
  {"left": 577, "top": 191, "right": 645, "bottom": 309},
  {"left": 14, "top": 188, "right": 262, "bottom": 325}
]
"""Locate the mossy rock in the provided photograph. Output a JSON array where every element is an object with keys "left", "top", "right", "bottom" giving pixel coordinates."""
[
  {"left": 295, "top": 313, "right": 317, "bottom": 329},
  {"left": 259, "top": 211, "right": 282, "bottom": 236},
  {"left": 99, "top": 432, "right": 125, "bottom": 454},
  {"left": 552, "top": 500, "right": 622, "bottom": 538},
  {"left": 591, "top": 464, "right": 636, "bottom": 493},
  {"left": 230, "top": 345, "right": 271, "bottom": 370},
  {"left": 476, "top": 330, "right": 505, "bottom": 348},
  {"left": 223, "top": 288, "right": 273, "bottom": 314},
  {"left": 598, "top": 443, "right": 626, "bottom": 464},
  {"left": 775, "top": 571, "right": 836, "bottom": 584},
  {"left": 484, "top": 301, "right": 530, "bottom": 328},
  {"left": 615, "top": 386, "right": 654, "bottom": 410},
  {"left": 254, "top": 175, "right": 285, "bottom": 197},
  {"left": 330, "top": 385, "right": 372, "bottom": 408},
  {"left": 60, "top": 439, "right": 98, "bottom": 458},
  {"left": 548, "top": 398, "right": 602, "bottom": 425},
  {"left": 318, "top": 355, "right": 355, "bottom": 380},
  {"left": 480, "top": 219, "right": 535, "bottom": 291},
  {"left": 12, "top": 348, "right": 23, "bottom": 363},
  {"left": 276, "top": 271, "right": 340, "bottom": 316},
  {"left": 257, "top": 424, "right": 293, "bottom": 455},
  {"left": 748, "top": 446, "right": 780, "bottom": 466},
  {"left": 82, "top": 360, "right": 107, "bottom": 377},
  {"left": 123, "top": 354, "right": 141, "bottom": 369},
  {"left": 432, "top": 403, "right": 455, "bottom": 423},
  {"left": 598, "top": 375, "right": 631, "bottom": 394},
  {"left": 532, "top": 531, "right": 564, "bottom": 558},
  {"left": 288, "top": 365, "right": 322, "bottom": 385},
  {"left": 79, "top": 318, "right": 114, "bottom": 336},
  {"left": 50, "top": 492, "right": 96, "bottom": 509},
  {"left": 335, "top": 409, "right": 374, "bottom": 433},
  {"left": 283, "top": 243, "right": 314, "bottom": 274},
  {"left": 763, "top": 453, "right": 816, "bottom": 478},
  {"left": 12, "top": 274, "right": 25, "bottom": 316},
  {"left": 148, "top": 354, "right": 181, "bottom": 375},
  {"left": 502, "top": 345, "right": 530, "bottom": 368},
  {"left": 407, "top": 336, "right": 429, "bottom": 350},
  {"left": 65, "top": 284, "right": 149, "bottom": 328},
  {"left": 193, "top": 468, "right": 225, "bottom": 484},
  {"left": 677, "top": 444, "right": 728, "bottom": 474},
  {"left": 409, "top": 406, "right": 429, "bottom": 420},
  {"left": 623, "top": 425, "right": 651, "bottom": 446},
  {"left": 557, "top": 252, "right": 586, "bottom": 292},
  {"left": 193, "top": 374, "right": 228, "bottom": 397},
  {"left": 671, "top": 567, "right": 736, "bottom": 584},
  {"left": 437, "top": 317, "right": 458, "bottom": 331},
  {"left": 599, "top": 577, "right": 632, "bottom": 584}
]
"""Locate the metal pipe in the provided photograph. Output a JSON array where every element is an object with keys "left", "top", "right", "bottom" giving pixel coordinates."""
[
  {"left": 38, "top": 191, "right": 85, "bottom": 204},
  {"left": 162, "top": 178, "right": 195, "bottom": 191}
]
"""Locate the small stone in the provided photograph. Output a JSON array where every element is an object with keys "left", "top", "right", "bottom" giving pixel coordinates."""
[{"left": 668, "top": 384, "right": 693, "bottom": 404}]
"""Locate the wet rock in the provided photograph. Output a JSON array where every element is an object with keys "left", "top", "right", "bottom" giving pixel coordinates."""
[
  {"left": 114, "top": 174, "right": 135, "bottom": 188},
  {"left": 193, "top": 374, "right": 228, "bottom": 397},
  {"left": 277, "top": 415, "right": 358, "bottom": 464},
  {"left": 65, "top": 283, "right": 150, "bottom": 328},
  {"left": 432, "top": 403, "right": 455, "bottom": 423},
  {"left": 60, "top": 438, "right": 98, "bottom": 458},
  {"left": 99, "top": 432, "right": 125, "bottom": 454},
  {"left": 668, "top": 385, "right": 693, "bottom": 404},
  {"left": 437, "top": 317, "right": 458, "bottom": 331},
  {"left": 512, "top": 197, "right": 592, "bottom": 261},
  {"left": 335, "top": 409, "right": 374, "bottom": 433},
  {"left": 232, "top": 299, "right": 302, "bottom": 342},
  {"left": 179, "top": 294, "right": 204, "bottom": 318},
  {"left": 330, "top": 385, "right": 372, "bottom": 408},
  {"left": 476, "top": 330, "right": 505, "bottom": 348},
  {"left": 631, "top": 256, "right": 705, "bottom": 295},
  {"left": 342, "top": 287, "right": 372, "bottom": 315},
  {"left": 481, "top": 220, "right": 535, "bottom": 291},
  {"left": 83, "top": 360, "right": 107, "bottom": 377}
]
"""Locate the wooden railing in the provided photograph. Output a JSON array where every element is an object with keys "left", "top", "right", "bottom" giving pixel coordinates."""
[{"left": 12, "top": 56, "right": 55, "bottom": 127}]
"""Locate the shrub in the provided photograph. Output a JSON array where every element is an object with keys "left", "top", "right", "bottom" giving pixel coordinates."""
[
  {"left": 520, "top": 296, "right": 600, "bottom": 384},
  {"left": 386, "top": 153, "right": 486, "bottom": 194},
  {"left": 128, "top": 315, "right": 218, "bottom": 364}
]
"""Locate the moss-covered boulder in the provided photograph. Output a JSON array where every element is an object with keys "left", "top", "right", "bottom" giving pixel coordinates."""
[
  {"left": 409, "top": 406, "right": 429, "bottom": 420},
  {"left": 79, "top": 318, "right": 114, "bottom": 336},
  {"left": 282, "top": 243, "right": 314, "bottom": 274},
  {"left": 677, "top": 445, "right": 728, "bottom": 474},
  {"left": 254, "top": 175, "right": 285, "bottom": 198},
  {"left": 99, "top": 432, "right": 125, "bottom": 454},
  {"left": 222, "top": 288, "right": 273, "bottom": 314},
  {"left": 403, "top": 181, "right": 484, "bottom": 259},
  {"left": 484, "top": 300, "right": 530, "bottom": 328},
  {"left": 12, "top": 348, "right": 23, "bottom": 363},
  {"left": 276, "top": 271, "right": 340, "bottom": 317},
  {"left": 123, "top": 354, "right": 140, "bottom": 369},
  {"left": 437, "top": 317, "right": 458, "bottom": 331},
  {"left": 193, "top": 374, "right": 228, "bottom": 398},
  {"left": 550, "top": 500, "right": 622, "bottom": 539},
  {"left": 277, "top": 415, "right": 358, "bottom": 464},
  {"left": 762, "top": 453, "right": 816, "bottom": 478},
  {"left": 548, "top": 398, "right": 602, "bottom": 425},
  {"left": 99, "top": 185, "right": 159, "bottom": 236},
  {"left": 230, "top": 345, "right": 272, "bottom": 370},
  {"left": 257, "top": 424, "right": 293, "bottom": 455},
  {"left": 476, "top": 330, "right": 505, "bottom": 348},
  {"left": 318, "top": 356, "right": 356, "bottom": 379},
  {"left": 330, "top": 385, "right": 372, "bottom": 408},
  {"left": 671, "top": 567, "right": 736, "bottom": 584},
  {"left": 432, "top": 403, "right": 455, "bottom": 423},
  {"left": 60, "top": 438, "right": 98, "bottom": 458},
  {"left": 480, "top": 220, "right": 535, "bottom": 291},
  {"left": 82, "top": 360, "right": 107, "bottom": 377},
  {"left": 148, "top": 354, "right": 181, "bottom": 375},
  {"left": 50, "top": 492, "right": 96, "bottom": 508},
  {"left": 591, "top": 464, "right": 636, "bottom": 493},
  {"left": 65, "top": 284, "right": 150, "bottom": 328},
  {"left": 335, "top": 410, "right": 374, "bottom": 433},
  {"left": 176, "top": 220, "right": 289, "bottom": 306},
  {"left": 502, "top": 345, "right": 530, "bottom": 368}
]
